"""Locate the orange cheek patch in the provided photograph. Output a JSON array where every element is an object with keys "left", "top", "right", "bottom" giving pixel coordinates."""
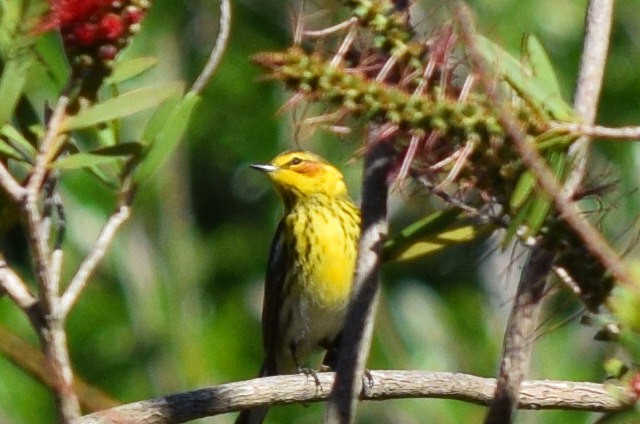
[{"left": 296, "top": 162, "right": 323, "bottom": 176}]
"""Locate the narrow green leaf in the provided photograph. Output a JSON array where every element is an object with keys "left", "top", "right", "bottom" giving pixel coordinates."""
[
  {"left": 1, "top": 124, "right": 37, "bottom": 157},
  {"left": 134, "top": 92, "right": 200, "bottom": 183},
  {"left": 525, "top": 151, "right": 566, "bottom": 237},
  {"left": 0, "top": 138, "right": 23, "bottom": 161},
  {"left": 61, "top": 82, "right": 185, "bottom": 131},
  {"left": 51, "top": 142, "right": 143, "bottom": 170},
  {"left": 140, "top": 92, "right": 182, "bottom": 145},
  {"left": 524, "top": 191, "right": 552, "bottom": 240},
  {"left": 105, "top": 57, "right": 158, "bottom": 85},
  {"left": 503, "top": 200, "right": 531, "bottom": 248},
  {"left": 382, "top": 209, "right": 489, "bottom": 262},
  {"left": 524, "top": 35, "right": 563, "bottom": 103},
  {"left": 475, "top": 36, "right": 574, "bottom": 121},
  {"left": 510, "top": 169, "right": 536, "bottom": 210},
  {"left": 0, "top": 52, "right": 35, "bottom": 127},
  {"left": 51, "top": 152, "right": 126, "bottom": 170}
]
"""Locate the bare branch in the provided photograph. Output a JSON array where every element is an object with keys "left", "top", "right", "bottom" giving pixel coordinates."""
[
  {"left": 26, "top": 96, "right": 70, "bottom": 195},
  {"left": 61, "top": 204, "right": 131, "bottom": 317},
  {"left": 16, "top": 94, "right": 81, "bottom": 422},
  {"left": 76, "top": 371, "right": 635, "bottom": 424},
  {"left": 0, "top": 161, "right": 26, "bottom": 202},
  {"left": 564, "top": 0, "right": 615, "bottom": 196},
  {"left": 483, "top": 247, "right": 554, "bottom": 424},
  {"left": 552, "top": 122, "right": 640, "bottom": 141},
  {"left": 0, "top": 254, "right": 37, "bottom": 311},
  {"left": 325, "top": 138, "right": 394, "bottom": 424},
  {"left": 191, "top": 0, "right": 232, "bottom": 94}
]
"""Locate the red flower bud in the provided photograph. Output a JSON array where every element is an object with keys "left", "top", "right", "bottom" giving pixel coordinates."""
[{"left": 99, "top": 13, "right": 125, "bottom": 40}]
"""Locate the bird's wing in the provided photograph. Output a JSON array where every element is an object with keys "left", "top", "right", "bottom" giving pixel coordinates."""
[{"left": 261, "top": 219, "right": 290, "bottom": 376}]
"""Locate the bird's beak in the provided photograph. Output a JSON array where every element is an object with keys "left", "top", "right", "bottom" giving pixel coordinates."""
[{"left": 251, "top": 163, "right": 278, "bottom": 173}]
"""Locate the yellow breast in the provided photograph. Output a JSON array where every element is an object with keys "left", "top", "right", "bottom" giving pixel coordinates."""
[{"left": 287, "top": 197, "right": 359, "bottom": 309}]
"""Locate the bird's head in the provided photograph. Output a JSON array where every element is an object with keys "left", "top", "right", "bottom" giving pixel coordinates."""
[{"left": 252, "top": 151, "right": 349, "bottom": 202}]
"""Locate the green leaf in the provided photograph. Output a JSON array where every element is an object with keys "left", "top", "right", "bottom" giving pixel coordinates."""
[
  {"left": 0, "top": 138, "right": 23, "bottom": 161},
  {"left": 526, "top": 151, "right": 566, "bottom": 233},
  {"left": 51, "top": 142, "right": 143, "bottom": 170},
  {"left": 475, "top": 36, "right": 575, "bottom": 121},
  {"left": 0, "top": 124, "right": 36, "bottom": 159},
  {"left": 524, "top": 35, "right": 563, "bottom": 103},
  {"left": 61, "top": 82, "right": 185, "bottom": 131},
  {"left": 510, "top": 169, "right": 536, "bottom": 211},
  {"left": 140, "top": 92, "right": 182, "bottom": 145},
  {"left": 503, "top": 199, "right": 531, "bottom": 248},
  {"left": 0, "top": 51, "right": 35, "bottom": 127},
  {"left": 133, "top": 92, "right": 200, "bottom": 183},
  {"left": 382, "top": 210, "right": 488, "bottom": 262},
  {"left": 506, "top": 150, "right": 567, "bottom": 243},
  {"left": 105, "top": 57, "right": 158, "bottom": 85}
]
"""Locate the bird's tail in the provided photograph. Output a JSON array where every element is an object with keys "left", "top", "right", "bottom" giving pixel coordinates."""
[
  {"left": 234, "top": 362, "right": 271, "bottom": 424},
  {"left": 235, "top": 406, "right": 269, "bottom": 424}
]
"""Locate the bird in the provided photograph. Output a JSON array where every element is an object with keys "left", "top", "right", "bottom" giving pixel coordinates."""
[{"left": 236, "top": 150, "right": 360, "bottom": 424}]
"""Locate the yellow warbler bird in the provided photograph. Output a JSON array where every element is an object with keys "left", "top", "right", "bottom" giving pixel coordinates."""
[{"left": 236, "top": 151, "right": 360, "bottom": 424}]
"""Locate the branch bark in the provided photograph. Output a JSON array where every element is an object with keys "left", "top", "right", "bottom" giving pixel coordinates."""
[
  {"left": 325, "top": 136, "right": 394, "bottom": 424},
  {"left": 76, "top": 371, "right": 635, "bottom": 424},
  {"left": 563, "top": 0, "right": 615, "bottom": 197},
  {"left": 61, "top": 204, "right": 131, "bottom": 317},
  {"left": 483, "top": 247, "right": 554, "bottom": 424},
  {"left": 190, "top": 0, "right": 232, "bottom": 94}
]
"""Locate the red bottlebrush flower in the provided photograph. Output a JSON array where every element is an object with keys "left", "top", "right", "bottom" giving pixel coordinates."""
[
  {"left": 33, "top": 0, "right": 151, "bottom": 103},
  {"left": 36, "top": 0, "right": 113, "bottom": 33},
  {"left": 35, "top": 0, "right": 149, "bottom": 50},
  {"left": 123, "top": 6, "right": 145, "bottom": 25},
  {"left": 72, "top": 22, "right": 100, "bottom": 46},
  {"left": 99, "top": 13, "right": 125, "bottom": 40}
]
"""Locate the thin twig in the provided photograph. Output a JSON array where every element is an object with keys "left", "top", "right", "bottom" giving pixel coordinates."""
[
  {"left": 325, "top": 138, "right": 394, "bottom": 424},
  {"left": 190, "top": 0, "right": 232, "bottom": 94},
  {"left": 551, "top": 122, "right": 640, "bottom": 140},
  {"left": 26, "top": 96, "right": 69, "bottom": 195},
  {"left": 60, "top": 204, "right": 131, "bottom": 317},
  {"left": 0, "top": 161, "right": 26, "bottom": 201},
  {"left": 19, "top": 94, "right": 81, "bottom": 422},
  {"left": 0, "top": 254, "right": 38, "bottom": 311},
  {"left": 76, "top": 371, "right": 635, "bottom": 424},
  {"left": 563, "top": 0, "right": 615, "bottom": 197}
]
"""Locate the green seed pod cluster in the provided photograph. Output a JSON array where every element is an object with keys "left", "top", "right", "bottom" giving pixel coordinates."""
[{"left": 254, "top": 46, "right": 549, "bottom": 208}]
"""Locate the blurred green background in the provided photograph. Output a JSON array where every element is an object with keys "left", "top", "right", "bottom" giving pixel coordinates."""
[{"left": 1, "top": 0, "right": 640, "bottom": 422}]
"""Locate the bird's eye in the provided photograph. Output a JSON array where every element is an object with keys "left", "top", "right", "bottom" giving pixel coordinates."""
[{"left": 290, "top": 157, "right": 303, "bottom": 166}]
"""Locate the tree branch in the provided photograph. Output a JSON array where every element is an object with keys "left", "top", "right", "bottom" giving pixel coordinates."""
[
  {"left": 60, "top": 204, "right": 131, "bottom": 317},
  {"left": 552, "top": 122, "right": 640, "bottom": 141},
  {"left": 17, "top": 94, "right": 82, "bottom": 422},
  {"left": 0, "top": 254, "right": 38, "bottom": 312},
  {"left": 76, "top": 371, "right": 635, "bottom": 424},
  {"left": 483, "top": 247, "right": 554, "bottom": 424},
  {"left": 563, "top": 0, "right": 615, "bottom": 197},
  {"left": 325, "top": 136, "right": 394, "bottom": 424},
  {"left": 0, "top": 160, "right": 26, "bottom": 201},
  {"left": 190, "top": 0, "right": 232, "bottom": 94}
]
